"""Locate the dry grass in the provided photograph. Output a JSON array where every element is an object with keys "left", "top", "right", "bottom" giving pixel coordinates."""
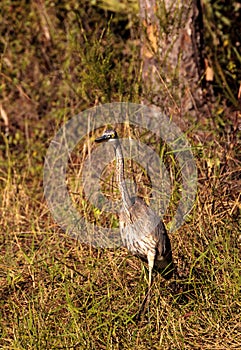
[
  {"left": 0, "top": 146, "right": 240, "bottom": 349},
  {"left": 0, "top": 1, "right": 241, "bottom": 349}
]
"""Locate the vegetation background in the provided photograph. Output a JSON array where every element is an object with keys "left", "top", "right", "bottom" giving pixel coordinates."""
[{"left": 0, "top": 0, "right": 240, "bottom": 349}]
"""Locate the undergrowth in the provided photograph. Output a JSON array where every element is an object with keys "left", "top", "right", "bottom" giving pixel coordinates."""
[{"left": 0, "top": 1, "right": 240, "bottom": 349}]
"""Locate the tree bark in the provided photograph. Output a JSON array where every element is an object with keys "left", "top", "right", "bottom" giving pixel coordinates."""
[{"left": 139, "top": 0, "right": 211, "bottom": 120}]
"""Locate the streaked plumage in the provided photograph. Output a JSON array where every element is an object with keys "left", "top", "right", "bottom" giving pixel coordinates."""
[
  {"left": 119, "top": 196, "right": 173, "bottom": 279},
  {"left": 95, "top": 129, "right": 173, "bottom": 302}
]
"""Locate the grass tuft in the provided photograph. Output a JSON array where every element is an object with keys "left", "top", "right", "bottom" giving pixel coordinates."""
[{"left": 0, "top": 1, "right": 240, "bottom": 349}]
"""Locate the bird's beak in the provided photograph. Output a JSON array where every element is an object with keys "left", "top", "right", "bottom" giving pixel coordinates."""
[{"left": 95, "top": 135, "right": 109, "bottom": 143}]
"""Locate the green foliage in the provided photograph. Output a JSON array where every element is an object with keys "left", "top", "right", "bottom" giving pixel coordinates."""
[
  {"left": 91, "top": 0, "right": 138, "bottom": 14},
  {"left": 203, "top": 0, "right": 241, "bottom": 106},
  {"left": 0, "top": 1, "right": 240, "bottom": 349}
]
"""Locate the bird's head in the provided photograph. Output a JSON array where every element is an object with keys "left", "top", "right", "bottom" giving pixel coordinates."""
[{"left": 95, "top": 129, "right": 118, "bottom": 143}]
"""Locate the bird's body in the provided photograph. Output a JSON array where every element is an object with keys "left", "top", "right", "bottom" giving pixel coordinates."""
[
  {"left": 120, "top": 196, "right": 173, "bottom": 279},
  {"left": 95, "top": 129, "right": 173, "bottom": 300}
]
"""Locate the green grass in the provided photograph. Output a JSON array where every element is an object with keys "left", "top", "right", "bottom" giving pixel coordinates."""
[{"left": 0, "top": 1, "right": 240, "bottom": 349}]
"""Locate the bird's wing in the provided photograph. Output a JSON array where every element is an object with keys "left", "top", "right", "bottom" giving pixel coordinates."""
[
  {"left": 154, "top": 220, "right": 173, "bottom": 278},
  {"left": 119, "top": 197, "right": 160, "bottom": 254}
]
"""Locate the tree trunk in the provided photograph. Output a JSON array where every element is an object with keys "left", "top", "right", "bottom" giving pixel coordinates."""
[{"left": 139, "top": 0, "right": 212, "bottom": 120}]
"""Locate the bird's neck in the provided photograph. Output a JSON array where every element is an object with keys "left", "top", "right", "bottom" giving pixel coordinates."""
[{"left": 114, "top": 141, "right": 132, "bottom": 210}]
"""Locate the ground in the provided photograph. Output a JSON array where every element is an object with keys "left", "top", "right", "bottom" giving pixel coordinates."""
[{"left": 0, "top": 1, "right": 240, "bottom": 349}]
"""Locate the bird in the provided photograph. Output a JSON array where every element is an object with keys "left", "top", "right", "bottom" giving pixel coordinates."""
[{"left": 95, "top": 129, "right": 173, "bottom": 305}]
